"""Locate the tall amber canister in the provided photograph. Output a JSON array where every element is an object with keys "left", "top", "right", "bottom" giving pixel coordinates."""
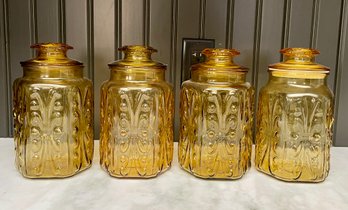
[
  {"left": 179, "top": 48, "right": 254, "bottom": 179},
  {"left": 100, "top": 45, "right": 174, "bottom": 178},
  {"left": 255, "top": 48, "right": 334, "bottom": 182},
  {"left": 13, "top": 43, "right": 94, "bottom": 178}
]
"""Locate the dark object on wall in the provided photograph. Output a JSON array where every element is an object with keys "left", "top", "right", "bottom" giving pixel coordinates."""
[{"left": 181, "top": 38, "right": 215, "bottom": 84}]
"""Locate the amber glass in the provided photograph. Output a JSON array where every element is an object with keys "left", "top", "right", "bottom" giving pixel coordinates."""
[
  {"left": 13, "top": 43, "right": 94, "bottom": 178},
  {"left": 255, "top": 48, "right": 334, "bottom": 182},
  {"left": 179, "top": 48, "right": 254, "bottom": 179},
  {"left": 100, "top": 45, "right": 174, "bottom": 178}
]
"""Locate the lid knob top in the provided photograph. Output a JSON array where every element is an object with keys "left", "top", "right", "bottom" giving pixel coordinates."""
[
  {"left": 118, "top": 45, "right": 157, "bottom": 61},
  {"left": 31, "top": 43, "right": 73, "bottom": 59},
  {"left": 202, "top": 48, "right": 240, "bottom": 66},
  {"left": 281, "top": 48, "right": 319, "bottom": 63}
]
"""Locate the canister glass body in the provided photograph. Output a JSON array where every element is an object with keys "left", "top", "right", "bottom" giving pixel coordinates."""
[
  {"left": 13, "top": 43, "right": 94, "bottom": 178},
  {"left": 179, "top": 48, "right": 254, "bottom": 179},
  {"left": 100, "top": 46, "right": 174, "bottom": 178},
  {"left": 255, "top": 48, "right": 334, "bottom": 182}
]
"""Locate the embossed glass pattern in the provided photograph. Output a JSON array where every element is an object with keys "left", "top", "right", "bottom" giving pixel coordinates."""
[
  {"left": 179, "top": 48, "right": 254, "bottom": 179},
  {"left": 13, "top": 43, "right": 94, "bottom": 178},
  {"left": 100, "top": 45, "right": 174, "bottom": 178},
  {"left": 255, "top": 48, "right": 334, "bottom": 182}
]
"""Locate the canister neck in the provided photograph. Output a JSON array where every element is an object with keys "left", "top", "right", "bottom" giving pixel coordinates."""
[
  {"left": 269, "top": 72, "right": 327, "bottom": 86},
  {"left": 191, "top": 69, "right": 246, "bottom": 83},
  {"left": 204, "top": 54, "right": 235, "bottom": 66},
  {"left": 23, "top": 66, "right": 83, "bottom": 79},
  {"left": 110, "top": 69, "right": 165, "bottom": 82}
]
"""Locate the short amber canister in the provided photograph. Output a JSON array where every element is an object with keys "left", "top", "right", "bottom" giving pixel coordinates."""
[
  {"left": 13, "top": 43, "right": 94, "bottom": 178},
  {"left": 100, "top": 45, "right": 174, "bottom": 178},
  {"left": 255, "top": 48, "right": 334, "bottom": 182},
  {"left": 179, "top": 48, "right": 254, "bottom": 179}
]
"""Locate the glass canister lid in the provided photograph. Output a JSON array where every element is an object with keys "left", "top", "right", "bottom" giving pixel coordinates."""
[
  {"left": 191, "top": 48, "right": 248, "bottom": 72},
  {"left": 20, "top": 43, "right": 83, "bottom": 67},
  {"left": 108, "top": 45, "right": 166, "bottom": 70},
  {"left": 269, "top": 48, "right": 330, "bottom": 73}
]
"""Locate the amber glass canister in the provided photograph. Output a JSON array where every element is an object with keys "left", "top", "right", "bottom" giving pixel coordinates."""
[
  {"left": 13, "top": 43, "right": 94, "bottom": 178},
  {"left": 255, "top": 48, "right": 334, "bottom": 182},
  {"left": 179, "top": 48, "right": 254, "bottom": 179},
  {"left": 100, "top": 45, "right": 174, "bottom": 178}
]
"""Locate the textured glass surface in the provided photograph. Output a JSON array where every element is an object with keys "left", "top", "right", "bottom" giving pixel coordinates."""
[
  {"left": 100, "top": 46, "right": 174, "bottom": 178},
  {"left": 179, "top": 48, "right": 253, "bottom": 179},
  {"left": 13, "top": 43, "right": 94, "bottom": 178},
  {"left": 255, "top": 48, "right": 334, "bottom": 182}
]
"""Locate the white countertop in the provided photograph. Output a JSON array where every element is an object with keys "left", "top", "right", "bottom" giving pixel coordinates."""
[{"left": 0, "top": 138, "right": 347, "bottom": 210}]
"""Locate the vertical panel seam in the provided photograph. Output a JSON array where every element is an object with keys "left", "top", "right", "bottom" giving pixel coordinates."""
[
  {"left": 333, "top": 0, "right": 347, "bottom": 145},
  {"left": 225, "top": 0, "right": 235, "bottom": 48},
  {"left": 58, "top": 0, "right": 66, "bottom": 43},
  {"left": 87, "top": 0, "right": 94, "bottom": 80},
  {"left": 115, "top": 0, "right": 122, "bottom": 59},
  {"left": 281, "top": 0, "right": 292, "bottom": 49},
  {"left": 198, "top": 0, "right": 206, "bottom": 38},
  {"left": 310, "top": 0, "right": 321, "bottom": 48},
  {"left": 29, "top": 0, "right": 37, "bottom": 56},
  {"left": 169, "top": 0, "right": 178, "bottom": 84},
  {"left": 3, "top": 0, "right": 11, "bottom": 136},
  {"left": 143, "top": 0, "right": 150, "bottom": 46}
]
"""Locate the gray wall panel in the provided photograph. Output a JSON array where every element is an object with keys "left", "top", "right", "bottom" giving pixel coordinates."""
[
  {"left": 287, "top": 0, "right": 313, "bottom": 47},
  {"left": 66, "top": 0, "right": 90, "bottom": 78},
  {"left": 149, "top": 0, "right": 172, "bottom": 82},
  {"left": 0, "top": 0, "right": 9, "bottom": 136},
  {"left": 121, "top": 0, "right": 144, "bottom": 45},
  {"left": 7, "top": 0, "right": 31, "bottom": 85},
  {"left": 205, "top": 0, "right": 228, "bottom": 48},
  {"left": 257, "top": 0, "right": 284, "bottom": 91},
  {"left": 335, "top": 0, "right": 348, "bottom": 146},
  {"left": 315, "top": 0, "right": 341, "bottom": 91},
  {"left": 36, "top": 0, "right": 60, "bottom": 42},
  {"left": 7, "top": 0, "right": 33, "bottom": 137},
  {"left": 233, "top": 0, "right": 256, "bottom": 83},
  {"left": 93, "top": 0, "right": 115, "bottom": 137}
]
